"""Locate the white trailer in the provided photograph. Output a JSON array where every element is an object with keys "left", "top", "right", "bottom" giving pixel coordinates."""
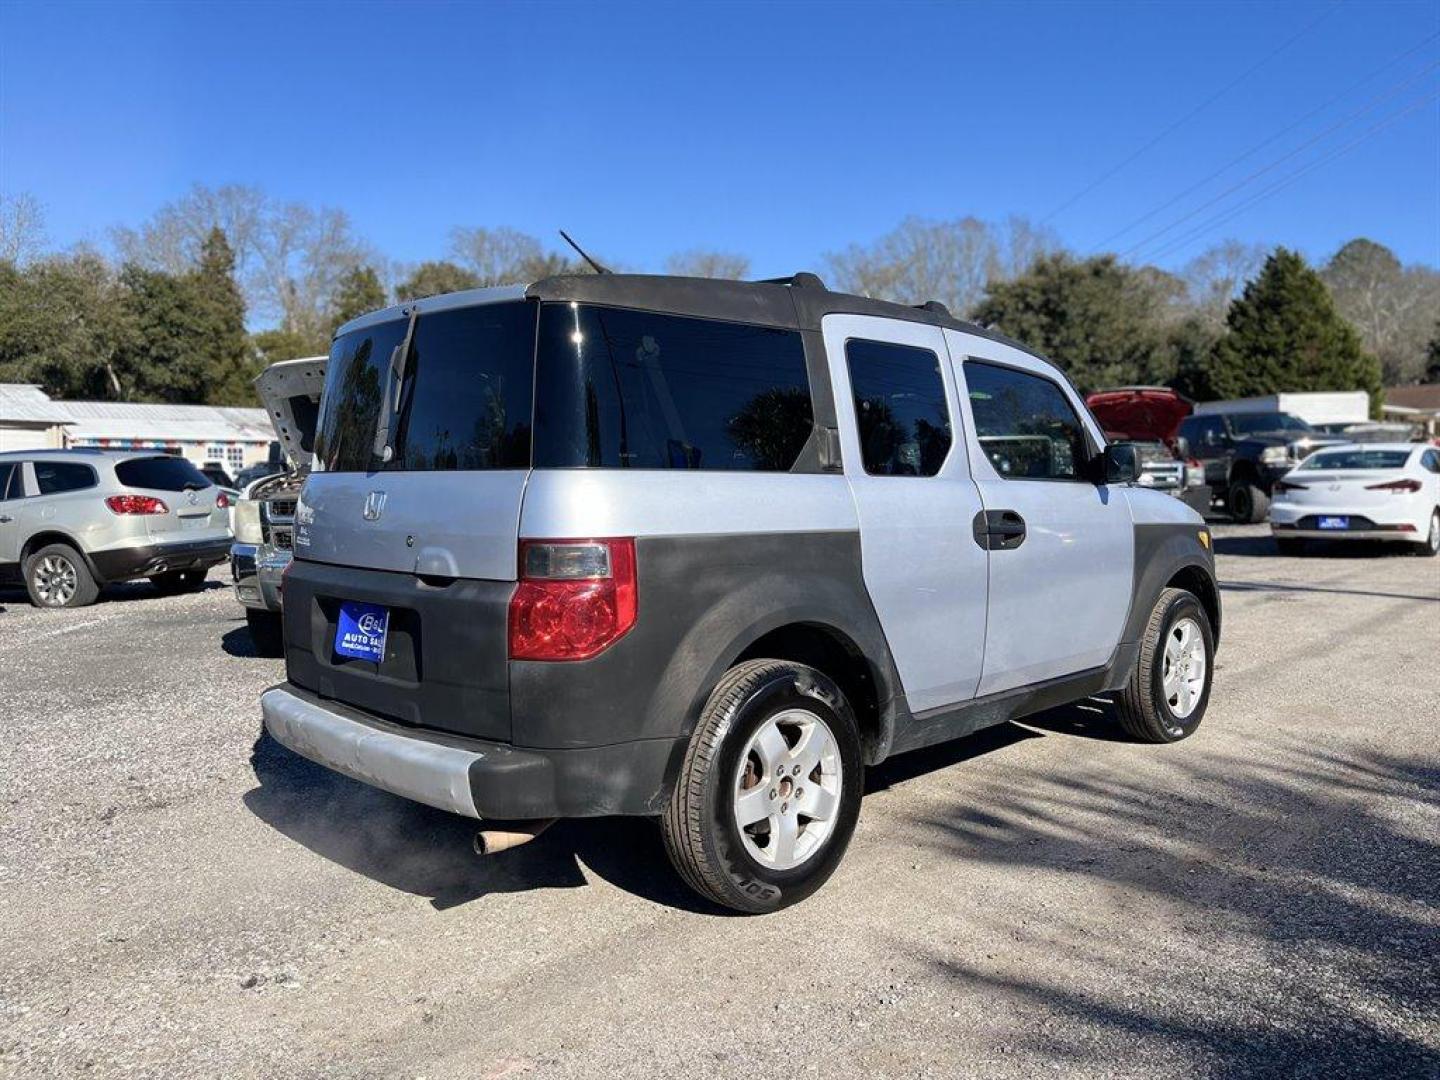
[{"left": 1192, "top": 391, "right": 1369, "bottom": 426}]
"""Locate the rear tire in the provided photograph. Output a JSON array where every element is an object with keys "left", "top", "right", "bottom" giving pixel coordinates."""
[
  {"left": 1115, "top": 587, "right": 1214, "bottom": 744},
  {"left": 1228, "top": 479, "right": 1270, "bottom": 524},
  {"left": 1413, "top": 510, "right": 1440, "bottom": 558},
  {"left": 1275, "top": 537, "right": 1306, "bottom": 556},
  {"left": 246, "top": 609, "right": 285, "bottom": 657},
  {"left": 23, "top": 543, "right": 100, "bottom": 609},
  {"left": 151, "top": 569, "right": 209, "bottom": 595},
  {"left": 661, "top": 659, "right": 863, "bottom": 914}
]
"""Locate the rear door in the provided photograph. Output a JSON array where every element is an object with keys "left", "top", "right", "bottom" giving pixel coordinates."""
[
  {"left": 297, "top": 296, "right": 536, "bottom": 582},
  {"left": 821, "top": 314, "right": 988, "bottom": 713},
  {"left": 945, "top": 331, "right": 1133, "bottom": 696},
  {"left": 0, "top": 462, "right": 20, "bottom": 565}
]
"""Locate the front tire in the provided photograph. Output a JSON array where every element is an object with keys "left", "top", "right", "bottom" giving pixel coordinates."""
[
  {"left": 1228, "top": 479, "right": 1270, "bottom": 524},
  {"left": 661, "top": 659, "right": 863, "bottom": 914},
  {"left": 23, "top": 543, "right": 100, "bottom": 609},
  {"left": 1115, "top": 587, "right": 1215, "bottom": 743}
]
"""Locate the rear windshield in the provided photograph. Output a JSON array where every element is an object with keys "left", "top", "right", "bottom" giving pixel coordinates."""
[
  {"left": 533, "top": 304, "right": 813, "bottom": 470},
  {"left": 1298, "top": 449, "right": 1411, "bottom": 471},
  {"left": 313, "top": 299, "right": 816, "bottom": 474},
  {"left": 315, "top": 301, "right": 537, "bottom": 473},
  {"left": 1229, "top": 412, "right": 1312, "bottom": 435},
  {"left": 115, "top": 456, "right": 212, "bottom": 491}
]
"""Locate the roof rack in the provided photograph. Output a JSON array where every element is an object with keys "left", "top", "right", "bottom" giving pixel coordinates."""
[{"left": 752, "top": 272, "right": 827, "bottom": 290}]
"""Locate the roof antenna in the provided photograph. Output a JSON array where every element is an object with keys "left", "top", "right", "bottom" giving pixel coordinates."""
[{"left": 558, "top": 230, "right": 612, "bottom": 275}]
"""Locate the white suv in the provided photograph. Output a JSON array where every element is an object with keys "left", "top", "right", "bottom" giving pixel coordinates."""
[
  {"left": 0, "top": 450, "right": 231, "bottom": 607},
  {"left": 259, "top": 272, "right": 1221, "bottom": 913}
]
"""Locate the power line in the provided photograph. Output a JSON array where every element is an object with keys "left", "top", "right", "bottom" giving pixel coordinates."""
[
  {"left": 1142, "top": 90, "right": 1440, "bottom": 264},
  {"left": 1038, "top": 0, "right": 1342, "bottom": 225},
  {"left": 1091, "top": 29, "right": 1440, "bottom": 251},
  {"left": 1120, "top": 59, "right": 1440, "bottom": 260}
]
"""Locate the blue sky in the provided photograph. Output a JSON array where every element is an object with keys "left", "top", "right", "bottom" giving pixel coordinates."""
[{"left": 1, "top": 0, "right": 1436, "bottom": 277}]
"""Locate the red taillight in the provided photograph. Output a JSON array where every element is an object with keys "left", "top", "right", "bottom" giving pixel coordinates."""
[
  {"left": 105, "top": 494, "right": 168, "bottom": 515},
  {"left": 1272, "top": 479, "right": 1308, "bottom": 493},
  {"left": 508, "top": 538, "right": 637, "bottom": 661},
  {"left": 1365, "top": 479, "right": 1422, "bottom": 493},
  {"left": 216, "top": 492, "right": 230, "bottom": 509}
]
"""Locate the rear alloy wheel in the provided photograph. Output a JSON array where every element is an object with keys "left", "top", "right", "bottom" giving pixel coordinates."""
[
  {"left": 24, "top": 543, "right": 100, "bottom": 609},
  {"left": 151, "top": 569, "right": 209, "bottom": 595},
  {"left": 1115, "top": 587, "right": 1214, "bottom": 743},
  {"left": 662, "top": 659, "right": 863, "bottom": 914},
  {"left": 1228, "top": 479, "right": 1270, "bottom": 524},
  {"left": 1416, "top": 510, "right": 1440, "bottom": 558}
]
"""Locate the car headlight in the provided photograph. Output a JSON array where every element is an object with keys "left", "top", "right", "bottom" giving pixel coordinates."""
[
  {"left": 231, "top": 498, "right": 263, "bottom": 544},
  {"left": 1260, "top": 446, "right": 1291, "bottom": 465}
]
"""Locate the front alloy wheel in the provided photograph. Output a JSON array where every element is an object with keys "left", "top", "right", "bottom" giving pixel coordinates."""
[{"left": 1115, "top": 587, "right": 1214, "bottom": 743}]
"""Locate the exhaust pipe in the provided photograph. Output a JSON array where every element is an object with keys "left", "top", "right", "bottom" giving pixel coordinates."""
[{"left": 473, "top": 818, "right": 556, "bottom": 856}]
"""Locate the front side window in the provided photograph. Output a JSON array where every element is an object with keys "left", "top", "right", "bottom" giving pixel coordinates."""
[
  {"left": 315, "top": 301, "right": 537, "bottom": 473},
  {"left": 964, "top": 361, "right": 1089, "bottom": 481},
  {"left": 34, "top": 461, "right": 97, "bottom": 495},
  {"left": 533, "top": 304, "right": 813, "bottom": 471},
  {"left": 843, "top": 339, "right": 951, "bottom": 477}
]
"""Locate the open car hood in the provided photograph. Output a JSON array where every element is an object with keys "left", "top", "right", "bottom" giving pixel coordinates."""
[
  {"left": 1085, "top": 387, "right": 1193, "bottom": 448},
  {"left": 253, "top": 356, "right": 326, "bottom": 469}
]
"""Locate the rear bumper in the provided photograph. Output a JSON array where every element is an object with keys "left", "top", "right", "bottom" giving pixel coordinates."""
[
  {"left": 260, "top": 683, "right": 681, "bottom": 819},
  {"left": 1271, "top": 524, "right": 1419, "bottom": 541},
  {"left": 90, "top": 536, "right": 231, "bottom": 582}
]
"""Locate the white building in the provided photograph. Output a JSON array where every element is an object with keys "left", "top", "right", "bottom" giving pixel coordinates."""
[{"left": 0, "top": 384, "right": 274, "bottom": 472}]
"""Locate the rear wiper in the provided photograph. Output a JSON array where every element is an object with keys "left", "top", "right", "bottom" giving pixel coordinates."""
[{"left": 373, "top": 306, "right": 419, "bottom": 464}]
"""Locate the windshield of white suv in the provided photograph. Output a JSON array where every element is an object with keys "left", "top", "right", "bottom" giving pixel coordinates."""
[
  {"left": 1228, "top": 413, "right": 1312, "bottom": 436},
  {"left": 1298, "top": 449, "right": 1411, "bottom": 470}
]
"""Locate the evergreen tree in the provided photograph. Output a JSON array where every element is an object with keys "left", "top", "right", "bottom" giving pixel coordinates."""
[
  {"left": 395, "top": 260, "right": 480, "bottom": 301},
  {"left": 192, "top": 227, "right": 256, "bottom": 405},
  {"left": 1211, "top": 248, "right": 1383, "bottom": 413},
  {"left": 329, "top": 264, "right": 387, "bottom": 333}
]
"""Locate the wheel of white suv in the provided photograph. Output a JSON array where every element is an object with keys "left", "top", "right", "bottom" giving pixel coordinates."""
[
  {"left": 1414, "top": 510, "right": 1440, "bottom": 558},
  {"left": 1114, "top": 587, "right": 1214, "bottom": 743},
  {"left": 23, "top": 542, "right": 100, "bottom": 609},
  {"left": 662, "top": 659, "right": 863, "bottom": 914}
]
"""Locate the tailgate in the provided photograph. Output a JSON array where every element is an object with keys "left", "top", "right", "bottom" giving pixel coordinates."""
[{"left": 282, "top": 558, "right": 513, "bottom": 742}]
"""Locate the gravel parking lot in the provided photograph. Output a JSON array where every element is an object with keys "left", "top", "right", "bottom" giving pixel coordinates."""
[{"left": 2, "top": 523, "right": 1437, "bottom": 1079}]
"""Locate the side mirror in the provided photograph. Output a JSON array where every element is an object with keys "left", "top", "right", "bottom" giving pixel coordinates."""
[
  {"left": 1098, "top": 443, "right": 1138, "bottom": 485},
  {"left": 1174, "top": 435, "right": 1191, "bottom": 460}
]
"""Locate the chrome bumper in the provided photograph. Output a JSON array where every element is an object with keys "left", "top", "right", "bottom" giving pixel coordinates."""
[
  {"left": 231, "top": 543, "right": 290, "bottom": 611},
  {"left": 260, "top": 687, "right": 483, "bottom": 818}
]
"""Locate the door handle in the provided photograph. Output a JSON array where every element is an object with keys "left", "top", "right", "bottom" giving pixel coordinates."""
[
  {"left": 972, "top": 509, "right": 1027, "bottom": 550},
  {"left": 0, "top": 515, "right": 13, "bottom": 524}
]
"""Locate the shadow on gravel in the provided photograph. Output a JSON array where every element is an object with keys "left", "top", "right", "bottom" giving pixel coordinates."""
[
  {"left": 1214, "top": 534, "right": 1423, "bottom": 561},
  {"left": 909, "top": 719, "right": 1440, "bottom": 1076},
  {"left": 244, "top": 731, "right": 723, "bottom": 914},
  {"left": 1219, "top": 579, "right": 1439, "bottom": 603}
]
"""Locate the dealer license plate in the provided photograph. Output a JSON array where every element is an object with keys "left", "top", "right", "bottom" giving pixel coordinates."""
[
  {"left": 1317, "top": 516, "right": 1350, "bottom": 530},
  {"left": 334, "top": 601, "right": 389, "bottom": 662}
]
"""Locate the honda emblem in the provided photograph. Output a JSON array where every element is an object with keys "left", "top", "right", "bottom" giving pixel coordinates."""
[{"left": 362, "top": 491, "right": 387, "bottom": 521}]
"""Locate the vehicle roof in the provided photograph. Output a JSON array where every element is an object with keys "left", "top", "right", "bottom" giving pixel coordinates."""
[
  {"left": 0, "top": 447, "right": 186, "bottom": 464},
  {"left": 331, "top": 273, "right": 1046, "bottom": 363}
]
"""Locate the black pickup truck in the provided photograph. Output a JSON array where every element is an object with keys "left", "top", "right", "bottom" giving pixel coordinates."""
[{"left": 1176, "top": 411, "right": 1345, "bottom": 523}]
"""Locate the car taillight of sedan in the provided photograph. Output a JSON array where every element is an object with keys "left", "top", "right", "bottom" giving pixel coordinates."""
[
  {"left": 105, "top": 494, "right": 168, "bottom": 515},
  {"left": 1272, "top": 479, "right": 1308, "bottom": 494},
  {"left": 1365, "top": 479, "right": 1423, "bottom": 493}
]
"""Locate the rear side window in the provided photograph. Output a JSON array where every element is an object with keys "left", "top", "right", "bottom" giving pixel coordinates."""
[
  {"left": 964, "top": 361, "right": 1089, "bottom": 481},
  {"left": 34, "top": 461, "right": 97, "bottom": 495},
  {"left": 533, "top": 305, "right": 813, "bottom": 471},
  {"left": 844, "top": 339, "right": 951, "bottom": 476},
  {"left": 115, "top": 456, "right": 212, "bottom": 492},
  {"left": 315, "top": 301, "right": 537, "bottom": 473}
]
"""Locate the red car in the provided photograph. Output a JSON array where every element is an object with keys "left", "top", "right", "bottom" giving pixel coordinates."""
[{"left": 1086, "top": 387, "right": 1211, "bottom": 513}]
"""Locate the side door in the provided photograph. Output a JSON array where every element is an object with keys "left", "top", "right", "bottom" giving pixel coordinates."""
[
  {"left": 0, "top": 462, "right": 20, "bottom": 567},
  {"left": 944, "top": 331, "right": 1134, "bottom": 696},
  {"left": 820, "top": 314, "right": 988, "bottom": 714}
]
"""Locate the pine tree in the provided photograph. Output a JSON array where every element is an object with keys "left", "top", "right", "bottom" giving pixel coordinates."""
[
  {"left": 1211, "top": 248, "right": 1383, "bottom": 414},
  {"left": 395, "top": 260, "right": 480, "bottom": 301},
  {"left": 192, "top": 227, "right": 256, "bottom": 404},
  {"left": 329, "top": 265, "right": 387, "bottom": 333}
]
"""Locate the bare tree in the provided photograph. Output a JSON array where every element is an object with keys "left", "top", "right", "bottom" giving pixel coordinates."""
[
  {"left": 448, "top": 226, "right": 546, "bottom": 286},
  {"left": 0, "top": 192, "right": 47, "bottom": 265},
  {"left": 1179, "top": 240, "right": 1268, "bottom": 325},
  {"left": 1322, "top": 239, "right": 1440, "bottom": 385},
  {"left": 824, "top": 215, "right": 1062, "bottom": 317},
  {"left": 665, "top": 249, "right": 751, "bottom": 280}
]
